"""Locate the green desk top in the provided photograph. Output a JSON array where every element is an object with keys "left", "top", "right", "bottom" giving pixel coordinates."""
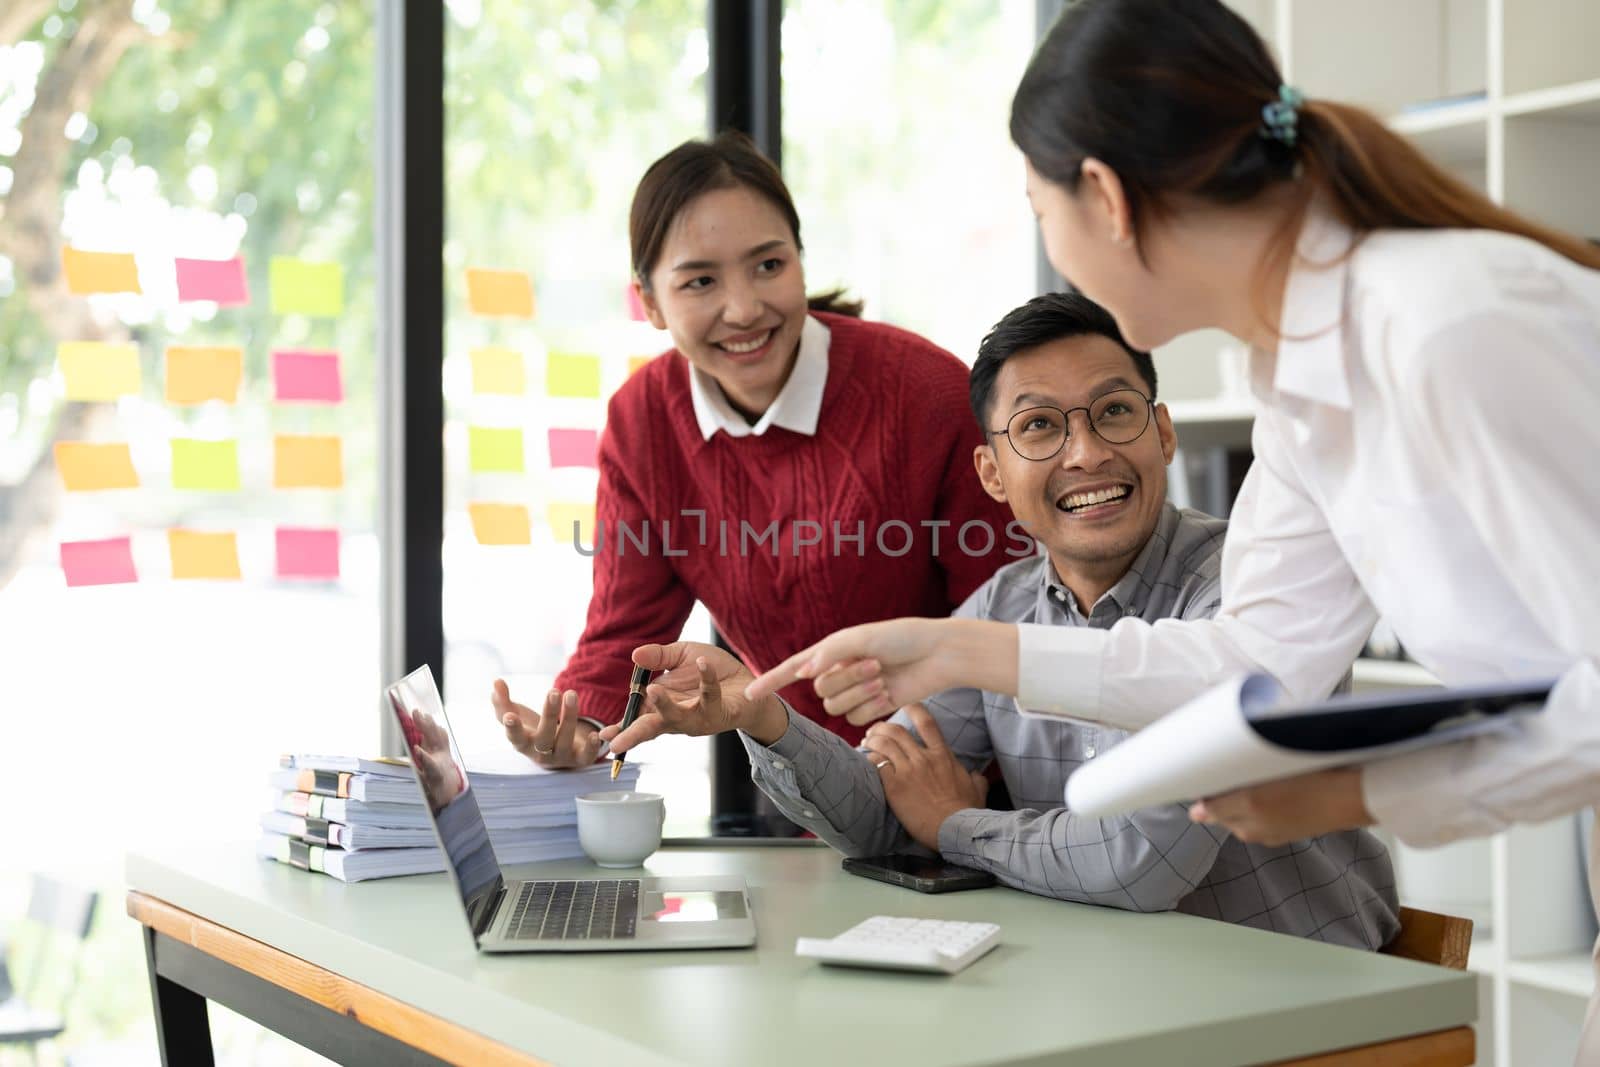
[{"left": 127, "top": 843, "right": 1474, "bottom": 1067}]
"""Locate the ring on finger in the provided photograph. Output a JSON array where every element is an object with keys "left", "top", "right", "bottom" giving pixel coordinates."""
[
  {"left": 533, "top": 743, "right": 556, "bottom": 755},
  {"left": 874, "top": 759, "right": 891, "bottom": 770}
]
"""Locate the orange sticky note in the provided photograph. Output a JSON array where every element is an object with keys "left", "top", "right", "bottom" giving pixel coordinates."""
[
  {"left": 274, "top": 434, "right": 343, "bottom": 488},
  {"left": 628, "top": 355, "right": 651, "bottom": 377},
  {"left": 467, "top": 503, "right": 532, "bottom": 545},
  {"left": 62, "top": 247, "right": 141, "bottom": 294},
  {"left": 55, "top": 442, "right": 139, "bottom": 491},
  {"left": 59, "top": 342, "right": 141, "bottom": 401},
  {"left": 465, "top": 268, "right": 535, "bottom": 318},
  {"left": 469, "top": 347, "right": 526, "bottom": 395},
  {"left": 165, "top": 346, "right": 243, "bottom": 404},
  {"left": 547, "top": 501, "right": 597, "bottom": 546},
  {"left": 168, "top": 529, "right": 242, "bottom": 580}
]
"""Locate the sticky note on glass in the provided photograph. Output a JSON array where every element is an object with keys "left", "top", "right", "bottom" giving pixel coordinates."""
[
  {"left": 168, "top": 529, "right": 241, "bottom": 580},
  {"left": 467, "top": 502, "right": 532, "bottom": 545},
  {"left": 269, "top": 257, "right": 344, "bottom": 317},
  {"left": 628, "top": 355, "right": 651, "bottom": 377},
  {"left": 546, "top": 352, "right": 601, "bottom": 398},
  {"left": 468, "top": 427, "right": 524, "bottom": 473},
  {"left": 274, "top": 434, "right": 343, "bottom": 488},
  {"left": 469, "top": 347, "right": 526, "bottom": 395},
  {"left": 465, "top": 268, "right": 534, "bottom": 318},
  {"left": 276, "top": 527, "right": 340, "bottom": 580},
  {"left": 59, "top": 341, "right": 141, "bottom": 401},
  {"left": 62, "top": 247, "right": 141, "bottom": 295},
  {"left": 165, "top": 346, "right": 243, "bottom": 404},
  {"left": 548, "top": 428, "right": 599, "bottom": 469},
  {"left": 171, "top": 439, "right": 240, "bottom": 491},
  {"left": 272, "top": 350, "right": 343, "bottom": 403},
  {"left": 547, "top": 501, "right": 597, "bottom": 545},
  {"left": 55, "top": 442, "right": 139, "bottom": 491},
  {"left": 60, "top": 537, "right": 138, "bottom": 587},
  {"left": 174, "top": 256, "right": 249, "bottom": 305}
]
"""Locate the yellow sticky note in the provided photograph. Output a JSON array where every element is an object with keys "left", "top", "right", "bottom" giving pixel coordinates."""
[
  {"left": 269, "top": 257, "right": 344, "bottom": 317},
  {"left": 465, "top": 268, "right": 535, "bottom": 318},
  {"left": 62, "top": 247, "right": 141, "bottom": 294},
  {"left": 168, "top": 529, "right": 242, "bottom": 580},
  {"left": 546, "top": 352, "right": 601, "bottom": 398},
  {"left": 59, "top": 341, "right": 141, "bottom": 401},
  {"left": 547, "top": 501, "right": 597, "bottom": 545},
  {"left": 274, "top": 434, "right": 343, "bottom": 488},
  {"left": 469, "top": 347, "right": 526, "bottom": 395},
  {"left": 468, "top": 427, "right": 525, "bottom": 473},
  {"left": 171, "top": 439, "right": 240, "bottom": 491},
  {"left": 165, "top": 346, "right": 243, "bottom": 404},
  {"left": 628, "top": 355, "right": 652, "bottom": 377},
  {"left": 54, "top": 442, "right": 139, "bottom": 491},
  {"left": 467, "top": 502, "right": 532, "bottom": 545}
]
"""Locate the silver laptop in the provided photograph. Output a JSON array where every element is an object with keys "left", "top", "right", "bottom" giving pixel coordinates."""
[{"left": 385, "top": 665, "right": 755, "bottom": 953}]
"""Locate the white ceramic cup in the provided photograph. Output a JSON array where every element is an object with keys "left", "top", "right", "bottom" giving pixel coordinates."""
[{"left": 575, "top": 791, "right": 665, "bottom": 868}]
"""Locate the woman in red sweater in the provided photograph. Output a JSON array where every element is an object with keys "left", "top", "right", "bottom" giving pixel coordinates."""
[{"left": 493, "top": 131, "right": 1022, "bottom": 767}]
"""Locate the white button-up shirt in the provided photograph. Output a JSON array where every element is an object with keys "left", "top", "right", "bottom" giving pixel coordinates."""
[
  {"left": 1015, "top": 210, "right": 1600, "bottom": 851},
  {"left": 688, "top": 315, "right": 830, "bottom": 439}
]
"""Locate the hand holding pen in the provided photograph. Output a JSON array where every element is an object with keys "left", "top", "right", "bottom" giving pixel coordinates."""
[
  {"left": 610, "top": 664, "right": 653, "bottom": 780},
  {"left": 599, "top": 642, "right": 791, "bottom": 756}
]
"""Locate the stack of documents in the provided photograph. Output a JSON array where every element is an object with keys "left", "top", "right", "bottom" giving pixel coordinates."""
[{"left": 257, "top": 751, "right": 640, "bottom": 882}]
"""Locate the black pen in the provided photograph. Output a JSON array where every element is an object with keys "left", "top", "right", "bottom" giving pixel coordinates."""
[{"left": 611, "top": 664, "right": 652, "bottom": 780}]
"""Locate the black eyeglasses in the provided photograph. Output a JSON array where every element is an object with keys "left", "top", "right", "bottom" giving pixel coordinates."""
[{"left": 989, "top": 388, "right": 1153, "bottom": 462}]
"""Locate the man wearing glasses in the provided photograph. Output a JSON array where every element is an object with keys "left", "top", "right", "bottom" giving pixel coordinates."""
[{"left": 736, "top": 292, "right": 1400, "bottom": 947}]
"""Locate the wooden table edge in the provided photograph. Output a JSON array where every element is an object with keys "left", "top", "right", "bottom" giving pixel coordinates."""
[
  {"left": 127, "top": 889, "right": 548, "bottom": 1067},
  {"left": 1270, "top": 1024, "right": 1474, "bottom": 1066}
]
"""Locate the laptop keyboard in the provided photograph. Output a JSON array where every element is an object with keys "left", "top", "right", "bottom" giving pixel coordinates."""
[{"left": 507, "top": 879, "right": 640, "bottom": 940}]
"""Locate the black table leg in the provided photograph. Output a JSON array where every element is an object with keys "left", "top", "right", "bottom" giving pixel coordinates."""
[{"left": 143, "top": 925, "right": 216, "bottom": 1067}]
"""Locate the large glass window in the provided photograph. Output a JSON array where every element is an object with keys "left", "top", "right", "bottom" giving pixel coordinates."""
[
  {"left": 1, "top": 2, "right": 378, "bottom": 1058},
  {"left": 441, "top": 0, "right": 712, "bottom": 829},
  {"left": 782, "top": 0, "right": 1038, "bottom": 363}
]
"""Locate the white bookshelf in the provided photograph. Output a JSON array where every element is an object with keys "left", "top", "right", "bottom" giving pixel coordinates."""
[{"left": 1158, "top": 5, "right": 1600, "bottom": 1063}]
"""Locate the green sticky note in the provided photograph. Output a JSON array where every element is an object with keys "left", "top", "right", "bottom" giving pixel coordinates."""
[
  {"left": 545, "top": 352, "right": 601, "bottom": 398},
  {"left": 270, "top": 256, "right": 344, "bottom": 317},
  {"left": 171, "top": 438, "right": 241, "bottom": 491},
  {"left": 468, "top": 427, "right": 525, "bottom": 473}
]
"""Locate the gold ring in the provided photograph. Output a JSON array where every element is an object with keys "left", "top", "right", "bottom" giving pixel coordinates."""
[
  {"left": 874, "top": 759, "right": 891, "bottom": 770},
  {"left": 533, "top": 743, "right": 556, "bottom": 756}
]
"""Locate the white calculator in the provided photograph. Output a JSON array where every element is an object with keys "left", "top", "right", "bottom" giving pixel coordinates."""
[{"left": 794, "top": 915, "right": 1001, "bottom": 975}]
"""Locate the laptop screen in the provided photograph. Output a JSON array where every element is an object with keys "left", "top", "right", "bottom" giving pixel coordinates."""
[{"left": 385, "top": 665, "right": 504, "bottom": 939}]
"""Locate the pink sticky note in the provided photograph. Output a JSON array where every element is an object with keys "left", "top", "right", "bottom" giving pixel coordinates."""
[
  {"left": 548, "top": 428, "right": 599, "bottom": 469},
  {"left": 275, "top": 527, "right": 340, "bottom": 580},
  {"left": 174, "top": 256, "right": 249, "bottom": 305},
  {"left": 60, "top": 537, "right": 138, "bottom": 587},
  {"left": 625, "top": 283, "right": 648, "bottom": 322},
  {"left": 272, "top": 350, "right": 343, "bottom": 403}
]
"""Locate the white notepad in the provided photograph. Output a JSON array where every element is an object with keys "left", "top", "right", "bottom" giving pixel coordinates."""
[{"left": 1064, "top": 673, "right": 1552, "bottom": 817}]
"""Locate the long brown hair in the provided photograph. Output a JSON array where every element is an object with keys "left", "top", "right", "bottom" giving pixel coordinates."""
[
  {"left": 1011, "top": 0, "right": 1600, "bottom": 323},
  {"left": 628, "top": 130, "right": 863, "bottom": 317}
]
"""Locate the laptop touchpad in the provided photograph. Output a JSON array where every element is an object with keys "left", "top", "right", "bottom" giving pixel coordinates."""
[{"left": 641, "top": 889, "right": 747, "bottom": 923}]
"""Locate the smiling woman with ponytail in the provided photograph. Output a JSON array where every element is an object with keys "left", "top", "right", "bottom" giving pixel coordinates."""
[{"left": 748, "top": 3, "right": 1600, "bottom": 1051}]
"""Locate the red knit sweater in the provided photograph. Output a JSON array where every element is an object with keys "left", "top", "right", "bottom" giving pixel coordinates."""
[{"left": 554, "top": 313, "right": 1022, "bottom": 746}]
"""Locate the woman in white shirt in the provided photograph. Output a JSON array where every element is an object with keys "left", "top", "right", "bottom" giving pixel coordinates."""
[{"left": 747, "top": 0, "right": 1600, "bottom": 1049}]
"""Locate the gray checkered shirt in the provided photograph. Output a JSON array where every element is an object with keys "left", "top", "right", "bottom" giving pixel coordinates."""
[{"left": 743, "top": 503, "right": 1401, "bottom": 950}]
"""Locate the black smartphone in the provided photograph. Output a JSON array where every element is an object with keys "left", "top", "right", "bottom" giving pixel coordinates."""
[{"left": 841, "top": 854, "right": 997, "bottom": 894}]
